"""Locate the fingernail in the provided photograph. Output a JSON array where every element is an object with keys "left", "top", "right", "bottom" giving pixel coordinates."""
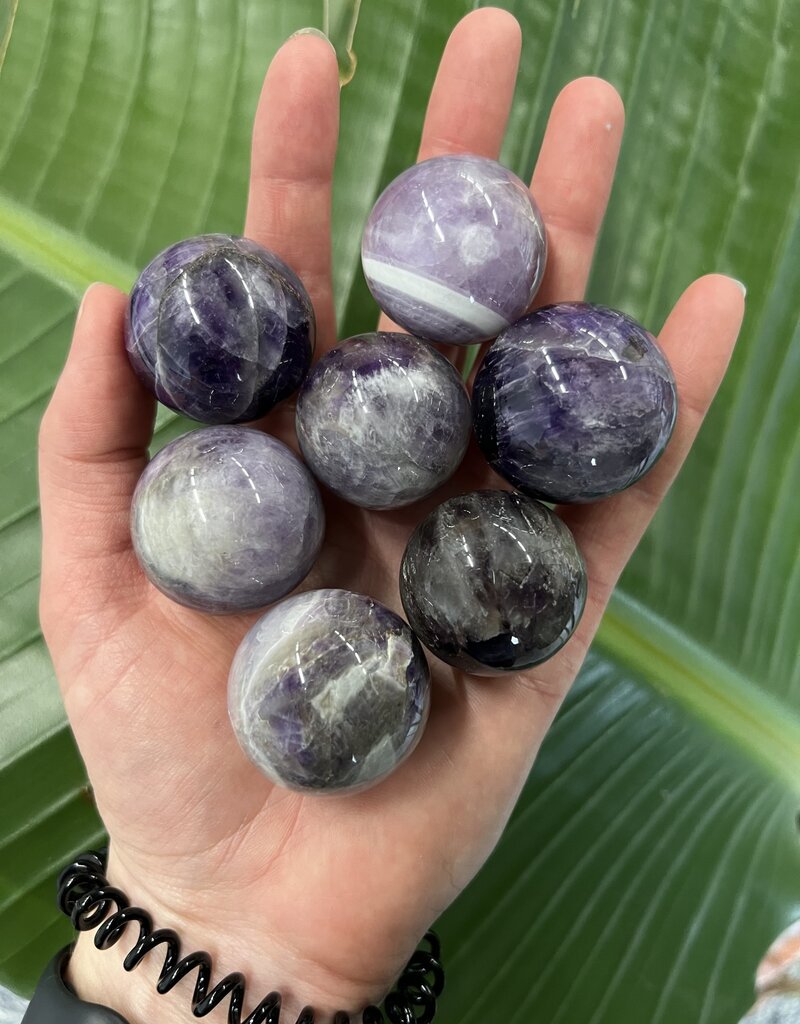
[
  {"left": 730, "top": 277, "right": 747, "bottom": 299},
  {"left": 289, "top": 27, "right": 335, "bottom": 49},
  {"left": 76, "top": 282, "right": 99, "bottom": 323}
]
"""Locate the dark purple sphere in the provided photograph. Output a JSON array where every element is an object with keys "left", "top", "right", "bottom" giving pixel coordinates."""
[
  {"left": 125, "top": 234, "right": 314, "bottom": 424},
  {"left": 473, "top": 303, "right": 678, "bottom": 503}
]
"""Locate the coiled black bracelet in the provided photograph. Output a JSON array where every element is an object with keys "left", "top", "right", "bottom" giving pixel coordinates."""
[{"left": 57, "top": 851, "right": 444, "bottom": 1024}]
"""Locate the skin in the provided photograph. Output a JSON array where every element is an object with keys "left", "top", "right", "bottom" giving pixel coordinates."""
[{"left": 38, "top": 10, "right": 745, "bottom": 1022}]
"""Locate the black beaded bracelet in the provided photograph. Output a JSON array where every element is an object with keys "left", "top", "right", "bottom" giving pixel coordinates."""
[{"left": 56, "top": 851, "right": 444, "bottom": 1024}]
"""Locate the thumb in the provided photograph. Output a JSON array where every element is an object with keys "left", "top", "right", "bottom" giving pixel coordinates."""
[{"left": 38, "top": 283, "right": 155, "bottom": 649}]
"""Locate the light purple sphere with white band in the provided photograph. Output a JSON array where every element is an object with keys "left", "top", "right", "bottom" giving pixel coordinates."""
[{"left": 361, "top": 154, "right": 547, "bottom": 345}]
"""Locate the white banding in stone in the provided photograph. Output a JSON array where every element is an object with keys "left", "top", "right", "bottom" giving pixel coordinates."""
[{"left": 362, "top": 257, "right": 510, "bottom": 336}]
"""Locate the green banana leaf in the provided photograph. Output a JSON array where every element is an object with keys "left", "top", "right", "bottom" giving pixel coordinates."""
[{"left": 1, "top": 1, "right": 799, "bottom": 1021}]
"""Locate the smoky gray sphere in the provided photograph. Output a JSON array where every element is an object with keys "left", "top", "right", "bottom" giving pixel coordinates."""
[{"left": 400, "top": 490, "right": 587, "bottom": 676}]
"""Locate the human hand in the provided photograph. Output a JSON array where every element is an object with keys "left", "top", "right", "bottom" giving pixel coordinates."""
[{"left": 38, "top": 8, "right": 745, "bottom": 1021}]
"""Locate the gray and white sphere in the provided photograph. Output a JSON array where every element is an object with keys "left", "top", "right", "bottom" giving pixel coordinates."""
[
  {"left": 228, "top": 589, "right": 431, "bottom": 793},
  {"left": 131, "top": 426, "right": 325, "bottom": 613},
  {"left": 400, "top": 490, "right": 587, "bottom": 676},
  {"left": 296, "top": 332, "right": 471, "bottom": 509}
]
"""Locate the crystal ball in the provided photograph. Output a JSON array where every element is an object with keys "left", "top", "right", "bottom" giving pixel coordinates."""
[
  {"left": 131, "top": 426, "right": 324, "bottom": 613},
  {"left": 125, "top": 234, "right": 315, "bottom": 424},
  {"left": 296, "top": 332, "right": 471, "bottom": 509},
  {"left": 228, "top": 589, "right": 431, "bottom": 793},
  {"left": 361, "top": 154, "right": 546, "bottom": 345},
  {"left": 400, "top": 490, "right": 587, "bottom": 676},
  {"left": 472, "top": 303, "right": 678, "bottom": 503}
]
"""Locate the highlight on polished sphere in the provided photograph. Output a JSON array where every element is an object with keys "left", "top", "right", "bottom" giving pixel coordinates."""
[
  {"left": 361, "top": 154, "right": 547, "bottom": 345},
  {"left": 131, "top": 426, "right": 324, "bottom": 613},
  {"left": 400, "top": 490, "right": 587, "bottom": 676},
  {"left": 125, "top": 234, "right": 315, "bottom": 424},
  {"left": 228, "top": 589, "right": 431, "bottom": 793},
  {"left": 472, "top": 302, "right": 677, "bottom": 503},
  {"left": 296, "top": 332, "right": 472, "bottom": 509}
]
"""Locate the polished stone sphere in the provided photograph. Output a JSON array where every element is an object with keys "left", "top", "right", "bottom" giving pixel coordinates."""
[
  {"left": 228, "top": 589, "right": 431, "bottom": 793},
  {"left": 131, "top": 426, "right": 324, "bottom": 613},
  {"left": 472, "top": 303, "right": 677, "bottom": 503},
  {"left": 361, "top": 155, "right": 546, "bottom": 345},
  {"left": 296, "top": 332, "right": 471, "bottom": 509},
  {"left": 400, "top": 490, "right": 587, "bottom": 676},
  {"left": 125, "top": 234, "right": 314, "bottom": 424}
]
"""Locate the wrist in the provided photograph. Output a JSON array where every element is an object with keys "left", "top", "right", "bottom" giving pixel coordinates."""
[
  {"left": 67, "top": 935, "right": 183, "bottom": 1024},
  {"left": 64, "top": 850, "right": 405, "bottom": 1024},
  {"left": 67, "top": 929, "right": 394, "bottom": 1024},
  {"left": 68, "top": 937, "right": 397, "bottom": 1024}
]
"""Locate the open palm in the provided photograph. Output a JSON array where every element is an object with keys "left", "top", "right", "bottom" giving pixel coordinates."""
[{"left": 38, "top": 10, "right": 744, "bottom": 1022}]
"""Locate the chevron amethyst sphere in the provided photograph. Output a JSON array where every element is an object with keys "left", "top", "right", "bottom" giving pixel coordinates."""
[
  {"left": 131, "top": 426, "right": 324, "bottom": 613},
  {"left": 228, "top": 589, "right": 431, "bottom": 793},
  {"left": 473, "top": 303, "right": 678, "bottom": 503},
  {"left": 125, "top": 234, "right": 314, "bottom": 424},
  {"left": 296, "top": 332, "right": 471, "bottom": 509},
  {"left": 400, "top": 491, "right": 587, "bottom": 676},
  {"left": 362, "top": 155, "right": 546, "bottom": 345}
]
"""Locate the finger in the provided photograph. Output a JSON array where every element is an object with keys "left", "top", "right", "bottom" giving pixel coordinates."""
[
  {"left": 531, "top": 76, "right": 624, "bottom": 306},
  {"left": 417, "top": 7, "right": 522, "bottom": 163},
  {"left": 39, "top": 285, "right": 155, "bottom": 632},
  {"left": 245, "top": 32, "right": 340, "bottom": 352},
  {"left": 442, "top": 275, "right": 745, "bottom": 831},
  {"left": 464, "top": 76, "right": 625, "bottom": 385},
  {"left": 556, "top": 274, "right": 746, "bottom": 617},
  {"left": 377, "top": 7, "right": 522, "bottom": 339}
]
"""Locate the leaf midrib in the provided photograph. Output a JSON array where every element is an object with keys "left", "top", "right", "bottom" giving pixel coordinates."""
[
  {"left": 601, "top": 592, "right": 800, "bottom": 793},
  {"left": 3, "top": 188, "right": 799, "bottom": 795},
  {"left": 0, "top": 190, "right": 134, "bottom": 295}
]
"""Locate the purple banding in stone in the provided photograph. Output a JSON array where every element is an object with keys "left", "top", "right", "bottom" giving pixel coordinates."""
[
  {"left": 125, "top": 234, "right": 314, "bottom": 424},
  {"left": 361, "top": 155, "right": 546, "bottom": 345},
  {"left": 472, "top": 302, "right": 678, "bottom": 503},
  {"left": 131, "top": 426, "right": 325, "bottom": 613},
  {"left": 296, "top": 332, "right": 471, "bottom": 509},
  {"left": 228, "top": 589, "right": 431, "bottom": 793}
]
